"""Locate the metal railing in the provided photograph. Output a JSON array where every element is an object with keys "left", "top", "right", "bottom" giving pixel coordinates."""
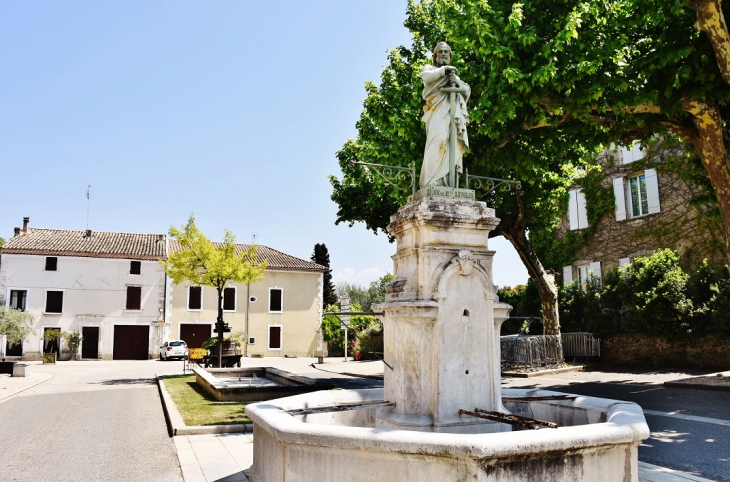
[
  {"left": 500, "top": 335, "right": 564, "bottom": 371},
  {"left": 561, "top": 332, "right": 601, "bottom": 358}
]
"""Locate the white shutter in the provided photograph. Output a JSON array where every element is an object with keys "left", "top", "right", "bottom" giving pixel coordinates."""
[
  {"left": 577, "top": 189, "right": 588, "bottom": 229},
  {"left": 588, "top": 261, "right": 602, "bottom": 280},
  {"left": 631, "top": 142, "right": 644, "bottom": 162},
  {"left": 613, "top": 177, "right": 627, "bottom": 221},
  {"left": 645, "top": 168, "right": 661, "bottom": 214},
  {"left": 568, "top": 189, "right": 579, "bottom": 231},
  {"left": 619, "top": 257, "right": 631, "bottom": 268},
  {"left": 563, "top": 266, "right": 573, "bottom": 285}
]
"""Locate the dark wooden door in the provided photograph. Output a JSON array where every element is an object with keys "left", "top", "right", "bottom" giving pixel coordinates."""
[
  {"left": 269, "top": 326, "right": 281, "bottom": 350},
  {"left": 81, "top": 327, "right": 100, "bottom": 359},
  {"left": 6, "top": 341, "right": 22, "bottom": 356},
  {"left": 113, "top": 325, "right": 150, "bottom": 360},
  {"left": 179, "top": 324, "right": 212, "bottom": 349}
]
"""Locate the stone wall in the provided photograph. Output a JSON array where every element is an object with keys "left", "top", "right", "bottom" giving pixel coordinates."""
[
  {"left": 602, "top": 333, "right": 730, "bottom": 369},
  {"left": 557, "top": 144, "right": 724, "bottom": 274}
]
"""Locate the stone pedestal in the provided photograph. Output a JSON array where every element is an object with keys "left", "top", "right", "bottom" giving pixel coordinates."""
[{"left": 374, "top": 196, "right": 512, "bottom": 433}]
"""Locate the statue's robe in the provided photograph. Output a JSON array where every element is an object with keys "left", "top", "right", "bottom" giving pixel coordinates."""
[{"left": 420, "top": 65, "right": 470, "bottom": 189}]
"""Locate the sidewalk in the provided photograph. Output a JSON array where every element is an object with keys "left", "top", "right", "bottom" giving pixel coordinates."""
[
  {"left": 0, "top": 362, "right": 53, "bottom": 405},
  {"left": 172, "top": 358, "right": 720, "bottom": 482}
]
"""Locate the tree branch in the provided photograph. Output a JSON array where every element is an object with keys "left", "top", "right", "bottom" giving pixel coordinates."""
[{"left": 688, "top": 0, "right": 730, "bottom": 86}]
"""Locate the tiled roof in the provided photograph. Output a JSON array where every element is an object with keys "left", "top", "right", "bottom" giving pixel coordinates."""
[
  {"left": 1, "top": 229, "right": 167, "bottom": 260},
  {"left": 169, "top": 241, "right": 327, "bottom": 272}
]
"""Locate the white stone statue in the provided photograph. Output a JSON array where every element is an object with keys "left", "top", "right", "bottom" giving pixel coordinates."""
[{"left": 420, "top": 42, "right": 471, "bottom": 189}]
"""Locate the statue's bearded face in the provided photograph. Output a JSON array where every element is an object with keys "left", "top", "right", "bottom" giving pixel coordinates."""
[{"left": 434, "top": 45, "right": 452, "bottom": 67}]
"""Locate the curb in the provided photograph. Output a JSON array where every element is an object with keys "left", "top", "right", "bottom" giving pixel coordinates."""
[
  {"left": 309, "top": 363, "right": 384, "bottom": 380},
  {"left": 502, "top": 364, "right": 586, "bottom": 378},
  {"left": 156, "top": 375, "right": 252, "bottom": 437},
  {"left": 664, "top": 381, "right": 730, "bottom": 392}
]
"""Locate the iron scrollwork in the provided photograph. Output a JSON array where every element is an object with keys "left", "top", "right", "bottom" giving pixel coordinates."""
[
  {"left": 348, "top": 161, "right": 417, "bottom": 195},
  {"left": 465, "top": 169, "right": 521, "bottom": 194}
]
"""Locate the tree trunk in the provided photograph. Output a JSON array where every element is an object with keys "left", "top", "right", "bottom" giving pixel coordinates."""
[
  {"left": 217, "top": 287, "right": 224, "bottom": 369},
  {"left": 681, "top": 100, "right": 730, "bottom": 257},
  {"left": 500, "top": 225, "right": 561, "bottom": 336}
]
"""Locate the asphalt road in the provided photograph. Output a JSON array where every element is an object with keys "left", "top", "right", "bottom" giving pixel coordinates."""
[
  {"left": 503, "top": 369, "right": 730, "bottom": 481},
  {"left": 0, "top": 360, "right": 185, "bottom": 482}
]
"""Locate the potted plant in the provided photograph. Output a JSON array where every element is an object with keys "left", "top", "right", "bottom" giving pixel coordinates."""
[
  {"left": 63, "top": 331, "right": 83, "bottom": 361},
  {"left": 42, "top": 329, "right": 62, "bottom": 364}
]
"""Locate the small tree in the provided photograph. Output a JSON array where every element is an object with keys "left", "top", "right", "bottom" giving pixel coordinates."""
[
  {"left": 161, "top": 214, "right": 267, "bottom": 367},
  {"left": 0, "top": 306, "right": 35, "bottom": 356},
  {"left": 311, "top": 243, "right": 338, "bottom": 306},
  {"left": 64, "top": 331, "right": 83, "bottom": 361}
]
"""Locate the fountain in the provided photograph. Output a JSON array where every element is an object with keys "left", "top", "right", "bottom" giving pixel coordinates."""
[{"left": 245, "top": 43, "right": 648, "bottom": 481}]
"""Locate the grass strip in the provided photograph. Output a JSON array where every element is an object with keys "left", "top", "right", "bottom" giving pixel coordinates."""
[{"left": 162, "top": 374, "right": 252, "bottom": 426}]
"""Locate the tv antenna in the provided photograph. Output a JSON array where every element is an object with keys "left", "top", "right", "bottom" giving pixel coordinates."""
[{"left": 86, "top": 185, "right": 93, "bottom": 230}]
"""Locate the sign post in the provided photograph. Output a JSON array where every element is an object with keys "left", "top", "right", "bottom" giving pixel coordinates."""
[{"left": 341, "top": 295, "right": 350, "bottom": 362}]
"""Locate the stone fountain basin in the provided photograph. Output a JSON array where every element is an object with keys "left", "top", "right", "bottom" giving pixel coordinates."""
[
  {"left": 194, "top": 366, "right": 334, "bottom": 402},
  {"left": 246, "top": 388, "right": 649, "bottom": 482}
]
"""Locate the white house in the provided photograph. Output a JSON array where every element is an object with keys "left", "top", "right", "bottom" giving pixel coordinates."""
[{"left": 0, "top": 218, "right": 168, "bottom": 360}]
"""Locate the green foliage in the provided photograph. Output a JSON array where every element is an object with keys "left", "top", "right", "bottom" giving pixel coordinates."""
[
  {"left": 64, "top": 331, "right": 83, "bottom": 352},
  {"left": 559, "top": 250, "right": 730, "bottom": 339},
  {"left": 498, "top": 281, "right": 544, "bottom": 334},
  {"left": 335, "top": 273, "right": 393, "bottom": 312},
  {"left": 0, "top": 237, "right": 5, "bottom": 248},
  {"left": 0, "top": 306, "right": 35, "bottom": 347},
  {"left": 322, "top": 302, "right": 379, "bottom": 356},
  {"left": 311, "top": 243, "right": 338, "bottom": 306},
  {"left": 162, "top": 214, "right": 268, "bottom": 292}
]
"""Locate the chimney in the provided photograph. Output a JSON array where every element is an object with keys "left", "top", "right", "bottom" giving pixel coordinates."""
[
  {"left": 14, "top": 227, "right": 20, "bottom": 237},
  {"left": 85, "top": 229, "right": 92, "bottom": 238},
  {"left": 22, "top": 217, "right": 29, "bottom": 234}
]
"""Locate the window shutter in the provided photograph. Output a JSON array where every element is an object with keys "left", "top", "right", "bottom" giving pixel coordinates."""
[
  {"left": 562, "top": 266, "right": 573, "bottom": 285},
  {"left": 619, "top": 257, "right": 631, "bottom": 268},
  {"left": 577, "top": 189, "right": 588, "bottom": 229},
  {"left": 620, "top": 146, "right": 631, "bottom": 164},
  {"left": 645, "top": 168, "right": 661, "bottom": 214},
  {"left": 588, "top": 261, "right": 602, "bottom": 280},
  {"left": 631, "top": 142, "right": 644, "bottom": 162},
  {"left": 613, "top": 177, "right": 627, "bottom": 221},
  {"left": 568, "top": 189, "right": 579, "bottom": 230}
]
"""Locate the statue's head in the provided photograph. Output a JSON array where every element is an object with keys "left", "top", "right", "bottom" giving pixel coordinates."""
[{"left": 432, "top": 42, "right": 452, "bottom": 67}]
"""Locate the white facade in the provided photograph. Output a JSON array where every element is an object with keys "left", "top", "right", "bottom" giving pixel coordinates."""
[{"left": 0, "top": 253, "right": 167, "bottom": 360}]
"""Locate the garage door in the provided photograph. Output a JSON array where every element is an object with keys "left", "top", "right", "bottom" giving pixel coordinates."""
[
  {"left": 180, "top": 324, "right": 212, "bottom": 349},
  {"left": 113, "top": 325, "right": 150, "bottom": 360}
]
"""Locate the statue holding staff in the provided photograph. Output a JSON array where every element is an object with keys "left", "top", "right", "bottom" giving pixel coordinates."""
[{"left": 420, "top": 42, "right": 471, "bottom": 189}]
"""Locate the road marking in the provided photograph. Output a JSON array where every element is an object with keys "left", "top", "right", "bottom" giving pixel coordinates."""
[
  {"left": 629, "top": 387, "right": 665, "bottom": 394},
  {"left": 643, "top": 409, "right": 730, "bottom": 427}
]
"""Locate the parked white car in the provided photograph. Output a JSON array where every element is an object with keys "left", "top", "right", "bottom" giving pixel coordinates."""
[{"left": 159, "top": 340, "right": 188, "bottom": 360}]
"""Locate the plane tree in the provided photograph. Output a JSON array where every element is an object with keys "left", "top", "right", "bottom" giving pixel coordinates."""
[{"left": 330, "top": 1, "right": 608, "bottom": 334}]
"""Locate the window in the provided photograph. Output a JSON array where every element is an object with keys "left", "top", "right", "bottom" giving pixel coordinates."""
[
  {"left": 130, "top": 261, "right": 141, "bottom": 275},
  {"left": 628, "top": 173, "right": 649, "bottom": 217},
  {"left": 45, "top": 257, "right": 58, "bottom": 271},
  {"left": 562, "top": 262, "right": 601, "bottom": 289},
  {"left": 621, "top": 141, "right": 644, "bottom": 164},
  {"left": 9, "top": 290, "right": 27, "bottom": 311},
  {"left": 612, "top": 169, "right": 660, "bottom": 221},
  {"left": 268, "top": 325, "right": 282, "bottom": 350},
  {"left": 269, "top": 288, "right": 283, "bottom": 313},
  {"left": 126, "top": 286, "right": 142, "bottom": 310},
  {"left": 567, "top": 188, "right": 588, "bottom": 231},
  {"left": 188, "top": 286, "right": 202, "bottom": 310},
  {"left": 223, "top": 287, "right": 236, "bottom": 311},
  {"left": 45, "top": 290, "right": 64, "bottom": 313}
]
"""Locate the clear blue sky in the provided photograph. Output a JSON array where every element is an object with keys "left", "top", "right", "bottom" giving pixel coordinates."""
[{"left": 0, "top": 1, "right": 527, "bottom": 288}]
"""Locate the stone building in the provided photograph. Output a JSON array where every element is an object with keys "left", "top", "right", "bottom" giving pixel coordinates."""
[
  {"left": 0, "top": 218, "right": 167, "bottom": 360},
  {"left": 558, "top": 141, "right": 724, "bottom": 286},
  {"left": 167, "top": 242, "right": 326, "bottom": 357}
]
